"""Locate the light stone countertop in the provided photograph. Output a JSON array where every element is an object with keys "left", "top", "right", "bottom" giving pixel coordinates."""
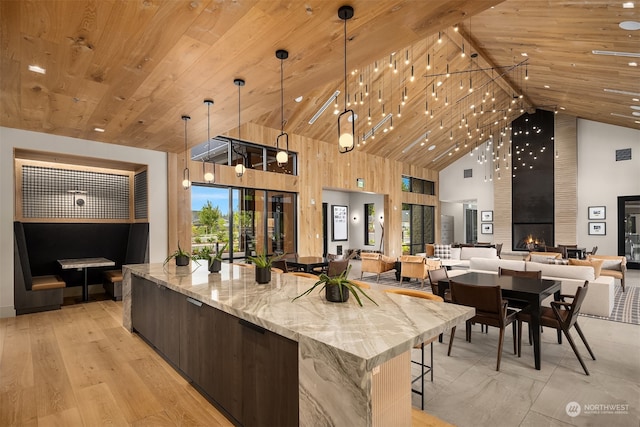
[{"left": 123, "top": 262, "right": 474, "bottom": 371}]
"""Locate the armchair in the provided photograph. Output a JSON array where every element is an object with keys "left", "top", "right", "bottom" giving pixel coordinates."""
[
  {"left": 399, "top": 255, "right": 441, "bottom": 288},
  {"left": 360, "top": 252, "right": 396, "bottom": 282}
]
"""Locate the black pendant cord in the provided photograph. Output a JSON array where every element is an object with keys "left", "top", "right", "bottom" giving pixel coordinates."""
[
  {"left": 280, "top": 58, "right": 285, "bottom": 133},
  {"left": 343, "top": 16, "right": 347, "bottom": 112}
]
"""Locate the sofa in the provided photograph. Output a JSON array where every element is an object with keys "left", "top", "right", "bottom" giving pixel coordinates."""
[
  {"left": 422, "top": 245, "right": 498, "bottom": 268},
  {"left": 467, "top": 257, "right": 615, "bottom": 317}
]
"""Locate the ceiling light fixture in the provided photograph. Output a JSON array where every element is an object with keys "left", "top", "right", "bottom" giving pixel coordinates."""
[
  {"left": 234, "top": 78, "right": 246, "bottom": 178},
  {"left": 181, "top": 115, "right": 191, "bottom": 190},
  {"left": 592, "top": 49, "right": 640, "bottom": 58},
  {"left": 203, "top": 99, "right": 215, "bottom": 183},
  {"left": 275, "top": 49, "right": 290, "bottom": 166},
  {"left": 622, "top": 2, "right": 634, "bottom": 8},
  {"left": 337, "top": 5, "right": 355, "bottom": 153},
  {"left": 93, "top": 127, "right": 105, "bottom": 133},
  {"left": 363, "top": 114, "right": 392, "bottom": 141},
  {"left": 28, "top": 64, "right": 46, "bottom": 74},
  {"left": 619, "top": 21, "right": 640, "bottom": 30},
  {"left": 308, "top": 90, "right": 340, "bottom": 124}
]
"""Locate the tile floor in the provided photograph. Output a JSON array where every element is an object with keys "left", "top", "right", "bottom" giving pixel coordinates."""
[{"left": 348, "top": 262, "right": 640, "bottom": 427}]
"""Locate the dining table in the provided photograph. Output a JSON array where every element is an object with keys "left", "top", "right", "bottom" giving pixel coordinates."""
[
  {"left": 438, "top": 271, "right": 561, "bottom": 370},
  {"left": 285, "top": 256, "right": 329, "bottom": 273},
  {"left": 58, "top": 257, "right": 115, "bottom": 302}
]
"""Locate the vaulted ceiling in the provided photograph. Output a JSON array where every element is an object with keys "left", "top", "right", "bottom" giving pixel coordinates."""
[{"left": 1, "top": 0, "right": 638, "bottom": 171}]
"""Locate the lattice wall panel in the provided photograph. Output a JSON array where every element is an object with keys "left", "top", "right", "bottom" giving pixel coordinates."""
[
  {"left": 22, "top": 165, "right": 130, "bottom": 219},
  {"left": 134, "top": 170, "right": 148, "bottom": 219}
]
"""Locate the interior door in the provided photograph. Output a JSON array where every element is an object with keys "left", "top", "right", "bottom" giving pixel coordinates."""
[{"left": 619, "top": 195, "right": 640, "bottom": 269}]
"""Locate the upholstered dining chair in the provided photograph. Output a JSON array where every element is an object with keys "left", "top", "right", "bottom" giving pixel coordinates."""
[
  {"left": 427, "top": 267, "right": 451, "bottom": 302},
  {"left": 384, "top": 288, "right": 444, "bottom": 409},
  {"left": 517, "top": 281, "right": 595, "bottom": 375},
  {"left": 271, "top": 259, "right": 288, "bottom": 273},
  {"left": 285, "top": 271, "right": 319, "bottom": 280},
  {"left": 447, "top": 281, "right": 518, "bottom": 371},
  {"left": 498, "top": 267, "right": 541, "bottom": 280},
  {"left": 326, "top": 258, "right": 350, "bottom": 277}
]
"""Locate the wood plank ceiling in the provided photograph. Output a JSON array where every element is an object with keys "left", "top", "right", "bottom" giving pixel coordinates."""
[{"left": 1, "top": 0, "right": 638, "bottom": 171}]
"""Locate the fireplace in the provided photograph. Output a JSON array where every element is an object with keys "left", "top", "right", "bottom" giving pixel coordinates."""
[{"left": 513, "top": 223, "right": 553, "bottom": 251}]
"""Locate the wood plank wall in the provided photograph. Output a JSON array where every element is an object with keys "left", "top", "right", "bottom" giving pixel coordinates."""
[
  {"left": 554, "top": 113, "right": 578, "bottom": 246},
  {"left": 168, "top": 123, "right": 439, "bottom": 258}
]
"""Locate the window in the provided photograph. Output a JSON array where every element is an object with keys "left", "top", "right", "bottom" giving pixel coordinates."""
[
  {"left": 401, "top": 175, "right": 435, "bottom": 195},
  {"left": 365, "top": 203, "right": 375, "bottom": 245},
  {"left": 191, "top": 184, "right": 297, "bottom": 261},
  {"left": 191, "top": 137, "right": 297, "bottom": 176},
  {"left": 402, "top": 203, "right": 435, "bottom": 254}
]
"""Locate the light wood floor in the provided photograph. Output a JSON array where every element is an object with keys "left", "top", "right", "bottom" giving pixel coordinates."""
[{"left": 0, "top": 301, "right": 453, "bottom": 426}]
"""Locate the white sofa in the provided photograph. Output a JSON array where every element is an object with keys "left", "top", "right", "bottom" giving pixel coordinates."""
[
  {"left": 467, "top": 258, "right": 615, "bottom": 317},
  {"left": 448, "top": 246, "right": 498, "bottom": 268}
]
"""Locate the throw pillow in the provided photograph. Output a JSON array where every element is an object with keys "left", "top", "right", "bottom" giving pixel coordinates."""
[
  {"left": 568, "top": 258, "right": 604, "bottom": 278},
  {"left": 433, "top": 244, "right": 451, "bottom": 259},
  {"left": 548, "top": 258, "right": 569, "bottom": 265}
]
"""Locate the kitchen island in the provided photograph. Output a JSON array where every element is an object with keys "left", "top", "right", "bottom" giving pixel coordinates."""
[{"left": 123, "top": 263, "right": 473, "bottom": 427}]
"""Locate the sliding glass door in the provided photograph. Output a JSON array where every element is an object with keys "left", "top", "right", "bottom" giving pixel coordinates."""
[{"left": 402, "top": 203, "right": 435, "bottom": 255}]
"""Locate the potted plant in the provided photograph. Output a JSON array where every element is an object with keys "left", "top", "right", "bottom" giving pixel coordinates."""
[
  {"left": 247, "top": 252, "right": 282, "bottom": 284},
  {"left": 292, "top": 266, "right": 377, "bottom": 307},
  {"left": 164, "top": 242, "right": 197, "bottom": 267},
  {"left": 208, "top": 242, "right": 227, "bottom": 273}
]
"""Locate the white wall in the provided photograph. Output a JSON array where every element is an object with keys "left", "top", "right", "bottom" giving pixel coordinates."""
[
  {"left": 322, "top": 190, "right": 384, "bottom": 255},
  {"left": 576, "top": 119, "right": 640, "bottom": 255},
  {"left": 437, "top": 120, "right": 640, "bottom": 255},
  {"left": 439, "top": 145, "right": 494, "bottom": 243},
  {"left": 0, "top": 127, "right": 168, "bottom": 317}
]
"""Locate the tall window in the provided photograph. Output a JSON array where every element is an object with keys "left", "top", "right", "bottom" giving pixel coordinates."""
[
  {"left": 192, "top": 185, "right": 296, "bottom": 261},
  {"left": 365, "top": 203, "right": 375, "bottom": 245},
  {"left": 402, "top": 203, "right": 435, "bottom": 254}
]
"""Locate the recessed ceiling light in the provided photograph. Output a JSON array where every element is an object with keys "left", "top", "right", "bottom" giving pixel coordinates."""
[
  {"left": 631, "top": 106, "right": 640, "bottom": 110},
  {"left": 619, "top": 21, "right": 640, "bottom": 30},
  {"left": 544, "top": 85, "right": 550, "bottom": 89},
  {"left": 560, "top": 106, "right": 566, "bottom": 110},
  {"left": 28, "top": 65, "right": 46, "bottom": 74},
  {"left": 622, "top": 2, "right": 634, "bottom": 9},
  {"left": 634, "top": 98, "right": 640, "bottom": 101},
  {"left": 633, "top": 112, "right": 640, "bottom": 116},
  {"left": 428, "top": 144, "right": 436, "bottom": 151},
  {"left": 294, "top": 96, "right": 303, "bottom": 103},
  {"left": 94, "top": 127, "right": 105, "bottom": 132},
  {"left": 521, "top": 52, "right": 528, "bottom": 57},
  {"left": 592, "top": 49, "right": 640, "bottom": 57},
  {"left": 629, "top": 62, "right": 638, "bottom": 66}
]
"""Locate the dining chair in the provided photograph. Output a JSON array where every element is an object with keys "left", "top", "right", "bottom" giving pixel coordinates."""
[
  {"left": 427, "top": 267, "right": 451, "bottom": 302},
  {"left": 517, "top": 281, "right": 595, "bottom": 375},
  {"left": 326, "top": 258, "right": 350, "bottom": 277},
  {"left": 447, "top": 281, "right": 518, "bottom": 371},
  {"left": 272, "top": 259, "right": 288, "bottom": 273},
  {"left": 384, "top": 288, "right": 444, "bottom": 410},
  {"left": 349, "top": 279, "right": 371, "bottom": 289},
  {"left": 312, "top": 253, "right": 342, "bottom": 274},
  {"left": 498, "top": 267, "right": 542, "bottom": 311},
  {"left": 285, "top": 271, "right": 319, "bottom": 280}
]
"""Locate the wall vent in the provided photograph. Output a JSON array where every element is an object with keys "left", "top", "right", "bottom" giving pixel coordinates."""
[
  {"left": 463, "top": 169, "right": 473, "bottom": 178},
  {"left": 616, "top": 148, "right": 632, "bottom": 161}
]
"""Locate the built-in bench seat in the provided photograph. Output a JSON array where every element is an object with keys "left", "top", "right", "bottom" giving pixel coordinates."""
[
  {"left": 103, "top": 270, "right": 124, "bottom": 301},
  {"left": 102, "top": 222, "right": 149, "bottom": 300},
  {"left": 14, "top": 221, "right": 66, "bottom": 315}
]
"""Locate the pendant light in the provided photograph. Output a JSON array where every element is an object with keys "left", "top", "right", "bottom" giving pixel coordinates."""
[
  {"left": 337, "top": 5, "right": 355, "bottom": 153},
  {"left": 234, "top": 78, "right": 246, "bottom": 178},
  {"left": 181, "top": 115, "right": 191, "bottom": 190},
  {"left": 203, "top": 99, "right": 215, "bottom": 183},
  {"left": 275, "top": 49, "right": 289, "bottom": 166}
]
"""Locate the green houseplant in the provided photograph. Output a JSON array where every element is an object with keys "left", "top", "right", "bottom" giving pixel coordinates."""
[
  {"left": 247, "top": 252, "right": 282, "bottom": 284},
  {"left": 292, "top": 265, "right": 377, "bottom": 307},
  {"left": 207, "top": 242, "right": 227, "bottom": 273},
  {"left": 164, "top": 242, "right": 198, "bottom": 267}
]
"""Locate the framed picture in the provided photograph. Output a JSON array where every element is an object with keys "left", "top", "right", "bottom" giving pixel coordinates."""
[
  {"left": 588, "top": 206, "right": 606, "bottom": 220},
  {"left": 588, "top": 222, "right": 606, "bottom": 236},
  {"left": 481, "top": 223, "right": 493, "bottom": 234},
  {"left": 481, "top": 211, "right": 493, "bottom": 222},
  {"left": 332, "top": 205, "right": 348, "bottom": 241}
]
